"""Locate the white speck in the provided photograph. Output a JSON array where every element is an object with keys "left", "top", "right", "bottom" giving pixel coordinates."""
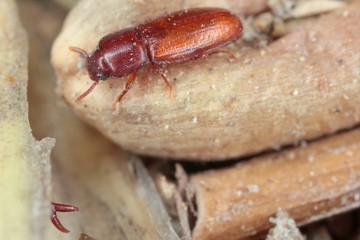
[
  {"left": 235, "top": 190, "right": 242, "bottom": 197},
  {"left": 260, "top": 50, "right": 266, "bottom": 56},
  {"left": 300, "top": 140, "right": 307, "bottom": 148},
  {"left": 250, "top": 230, "right": 258, "bottom": 236},
  {"left": 343, "top": 95, "right": 350, "bottom": 100},
  {"left": 354, "top": 194, "right": 360, "bottom": 201},
  {"left": 309, "top": 31, "right": 317, "bottom": 42},
  {"left": 164, "top": 125, "right": 169, "bottom": 130},
  {"left": 210, "top": 84, "right": 216, "bottom": 89},
  {"left": 231, "top": 203, "right": 245, "bottom": 215},
  {"left": 216, "top": 213, "right": 231, "bottom": 222},
  {"left": 192, "top": 117, "right": 198, "bottom": 123},
  {"left": 342, "top": 10, "right": 349, "bottom": 17},
  {"left": 272, "top": 144, "right": 281, "bottom": 151},
  {"left": 331, "top": 176, "right": 338, "bottom": 182},
  {"left": 243, "top": 58, "right": 252, "bottom": 64},
  {"left": 341, "top": 196, "right": 349, "bottom": 205},
  {"left": 229, "top": 122, "right": 236, "bottom": 127},
  {"left": 213, "top": 138, "right": 220, "bottom": 144},
  {"left": 299, "top": 56, "right": 306, "bottom": 62},
  {"left": 287, "top": 152, "right": 295, "bottom": 159},
  {"left": 292, "top": 89, "right": 299, "bottom": 96},
  {"left": 309, "top": 171, "right": 315, "bottom": 176},
  {"left": 247, "top": 185, "right": 260, "bottom": 193},
  {"left": 308, "top": 155, "right": 315, "bottom": 162},
  {"left": 345, "top": 151, "right": 353, "bottom": 157}
]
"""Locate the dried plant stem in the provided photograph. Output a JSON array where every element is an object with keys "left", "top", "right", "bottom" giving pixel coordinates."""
[{"left": 191, "top": 129, "right": 360, "bottom": 240}]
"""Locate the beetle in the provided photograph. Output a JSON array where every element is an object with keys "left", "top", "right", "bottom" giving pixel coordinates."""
[{"left": 70, "top": 8, "right": 243, "bottom": 111}]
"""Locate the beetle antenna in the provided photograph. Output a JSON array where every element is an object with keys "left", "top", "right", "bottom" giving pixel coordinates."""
[
  {"left": 75, "top": 80, "right": 100, "bottom": 103},
  {"left": 69, "top": 46, "right": 89, "bottom": 58}
]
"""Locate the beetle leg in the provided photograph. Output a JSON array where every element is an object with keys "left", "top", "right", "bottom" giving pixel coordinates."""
[
  {"left": 51, "top": 202, "right": 79, "bottom": 233},
  {"left": 152, "top": 66, "right": 172, "bottom": 98},
  {"left": 210, "top": 49, "right": 236, "bottom": 59},
  {"left": 158, "top": 71, "right": 173, "bottom": 99},
  {"left": 75, "top": 80, "right": 100, "bottom": 103},
  {"left": 112, "top": 72, "right": 137, "bottom": 111}
]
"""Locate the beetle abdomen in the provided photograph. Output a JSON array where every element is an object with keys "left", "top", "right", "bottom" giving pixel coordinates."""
[{"left": 136, "top": 8, "right": 243, "bottom": 64}]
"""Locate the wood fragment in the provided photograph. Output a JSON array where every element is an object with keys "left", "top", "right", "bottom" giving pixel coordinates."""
[
  {"left": 191, "top": 129, "right": 360, "bottom": 240},
  {"left": 0, "top": 1, "right": 55, "bottom": 239}
]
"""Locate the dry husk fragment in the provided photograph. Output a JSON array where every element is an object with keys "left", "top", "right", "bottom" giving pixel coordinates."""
[
  {"left": 0, "top": 0, "right": 55, "bottom": 239},
  {"left": 52, "top": 0, "right": 359, "bottom": 160},
  {"left": 268, "top": 0, "right": 347, "bottom": 19},
  {"left": 266, "top": 209, "right": 305, "bottom": 240}
]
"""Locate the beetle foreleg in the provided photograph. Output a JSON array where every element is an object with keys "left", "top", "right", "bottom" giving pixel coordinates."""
[
  {"left": 112, "top": 72, "right": 137, "bottom": 111},
  {"left": 75, "top": 79, "right": 100, "bottom": 103}
]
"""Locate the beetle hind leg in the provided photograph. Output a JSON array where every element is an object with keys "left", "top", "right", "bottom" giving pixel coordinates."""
[
  {"left": 159, "top": 71, "right": 172, "bottom": 98},
  {"left": 152, "top": 66, "right": 173, "bottom": 98},
  {"left": 210, "top": 49, "right": 236, "bottom": 60}
]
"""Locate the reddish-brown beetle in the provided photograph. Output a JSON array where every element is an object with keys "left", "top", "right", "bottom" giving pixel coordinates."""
[{"left": 70, "top": 8, "right": 243, "bottom": 111}]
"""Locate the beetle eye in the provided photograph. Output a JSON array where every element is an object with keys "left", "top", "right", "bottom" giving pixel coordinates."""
[{"left": 97, "top": 74, "right": 108, "bottom": 81}]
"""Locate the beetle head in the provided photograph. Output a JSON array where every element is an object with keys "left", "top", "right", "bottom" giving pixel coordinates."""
[
  {"left": 69, "top": 46, "right": 110, "bottom": 82},
  {"left": 87, "top": 50, "right": 111, "bottom": 81}
]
